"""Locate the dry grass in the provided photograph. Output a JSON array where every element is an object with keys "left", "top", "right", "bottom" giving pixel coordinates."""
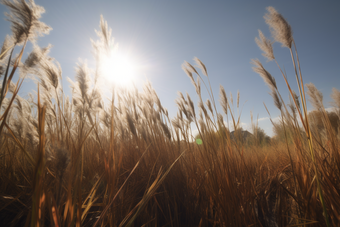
[{"left": 0, "top": 1, "right": 340, "bottom": 226}]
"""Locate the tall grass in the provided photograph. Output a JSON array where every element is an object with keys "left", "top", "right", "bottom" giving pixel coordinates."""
[{"left": 0, "top": 1, "right": 339, "bottom": 226}]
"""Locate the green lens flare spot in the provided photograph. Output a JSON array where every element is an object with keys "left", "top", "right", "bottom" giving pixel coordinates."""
[{"left": 196, "top": 138, "right": 202, "bottom": 145}]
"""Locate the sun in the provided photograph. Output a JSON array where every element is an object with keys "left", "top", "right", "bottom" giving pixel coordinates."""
[{"left": 101, "top": 49, "right": 137, "bottom": 88}]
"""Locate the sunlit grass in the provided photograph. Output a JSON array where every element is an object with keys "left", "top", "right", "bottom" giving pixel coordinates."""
[{"left": 0, "top": 1, "right": 339, "bottom": 227}]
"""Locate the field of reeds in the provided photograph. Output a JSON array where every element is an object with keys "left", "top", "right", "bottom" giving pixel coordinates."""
[{"left": 0, "top": 1, "right": 340, "bottom": 226}]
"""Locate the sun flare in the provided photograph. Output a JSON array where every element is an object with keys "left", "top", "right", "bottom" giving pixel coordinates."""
[{"left": 101, "top": 50, "right": 137, "bottom": 88}]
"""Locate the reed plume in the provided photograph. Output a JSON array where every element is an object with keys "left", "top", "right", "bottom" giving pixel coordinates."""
[
  {"left": 40, "top": 57, "right": 62, "bottom": 90},
  {"left": 264, "top": 6, "right": 293, "bottom": 48},
  {"left": 219, "top": 85, "right": 228, "bottom": 116},
  {"left": 74, "top": 61, "right": 91, "bottom": 103},
  {"left": 2, "top": 0, "right": 51, "bottom": 44},
  {"left": 186, "top": 93, "right": 196, "bottom": 118},
  {"left": 182, "top": 62, "right": 197, "bottom": 89},
  {"left": 194, "top": 57, "right": 207, "bottom": 77},
  {"left": 0, "top": 35, "right": 13, "bottom": 76},
  {"left": 1, "top": 3, "right": 339, "bottom": 226},
  {"left": 205, "top": 99, "right": 213, "bottom": 116},
  {"left": 306, "top": 82, "right": 323, "bottom": 111},
  {"left": 0, "top": 35, "right": 13, "bottom": 60},
  {"left": 251, "top": 58, "right": 277, "bottom": 91},
  {"left": 255, "top": 30, "right": 274, "bottom": 62},
  {"left": 331, "top": 88, "right": 340, "bottom": 113},
  {"left": 270, "top": 89, "right": 282, "bottom": 110}
]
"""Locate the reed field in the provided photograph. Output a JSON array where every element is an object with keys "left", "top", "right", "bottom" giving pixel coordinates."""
[{"left": 1, "top": 1, "right": 340, "bottom": 226}]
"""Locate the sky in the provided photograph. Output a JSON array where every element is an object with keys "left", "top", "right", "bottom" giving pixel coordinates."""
[{"left": 0, "top": 0, "right": 339, "bottom": 137}]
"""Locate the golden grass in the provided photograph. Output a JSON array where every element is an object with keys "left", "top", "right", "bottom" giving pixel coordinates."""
[{"left": 0, "top": 1, "right": 340, "bottom": 226}]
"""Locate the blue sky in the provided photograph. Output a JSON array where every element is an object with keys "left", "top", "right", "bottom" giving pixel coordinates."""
[{"left": 1, "top": 0, "right": 339, "bottom": 136}]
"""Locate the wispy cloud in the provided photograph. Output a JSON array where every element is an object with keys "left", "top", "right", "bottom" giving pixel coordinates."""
[
  {"left": 271, "top": 116, "right": 281, "bottom": 123},
  {"left": 325, "top": 107, "right": 336, "bottom": 112},
  {"left": 258, "top": 117, "right": 269, "bottom": 122}
]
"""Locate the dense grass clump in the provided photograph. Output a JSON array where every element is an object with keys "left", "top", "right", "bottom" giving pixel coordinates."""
[{"left": 0, "top": 1, "right": 339, "bottom": 226}]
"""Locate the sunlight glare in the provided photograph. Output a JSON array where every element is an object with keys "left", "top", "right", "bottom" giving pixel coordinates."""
[{"left": 101, "top": 50, "right": 137, "bottom": 88}]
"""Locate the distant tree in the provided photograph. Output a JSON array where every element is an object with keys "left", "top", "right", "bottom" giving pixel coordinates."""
[
  {"left": 194, "top": 126, "right": 272, "bottom": 147},
  {"left": 252, "top": 127, "right": 271, "bottom": 146}
]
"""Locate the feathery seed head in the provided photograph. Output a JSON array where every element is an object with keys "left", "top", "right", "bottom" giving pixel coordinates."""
[
  {"left": 15, "top": 95, "right": 31, "bottom": 117},
  {"left": 20, "top": 44, "right": 52, "bottom": 78},
  {"left": 264, "top": 6, "right": 293, "bottom": 48},
  {"left": 292, "top": 90, "right": 300, "bottom": 110},
  {"left": 75, "top": 61, "right": 91, "bottom": 101},
  {"left": 183, "top": 107, "right": 193, "bottom": 123},
  {"left": 24, "top": 44, "right": 51, "bottom": 70},
  {"left": 177, "top": 99, "right": 191, "bottom": 122},
  {"left": 0, "top": 35, "right": 13, "bottom": 62},
  {"left": 96, "top": 15, "right": 114, "bottom": 55},
  {"left": 178, "top": 110, "right": 183, "bottom": 121},
  {"left": 177, "top": 91, "right": 187, "bottom": 105},
  {"left": 194, "top": 57, "right": 208, "bottom": 77},
  {"left": 251, "top": 58, "right": 277, "bottom": 91},
  {"left": 41, "top": 58, "right": 61, "bottom": 89},
  {"left": 153, "top": 91, "right": 162, "bottom": 112},
  {"left": 206, "top": 99, "right": 213, "bottom": 115},
  {"left": 186, "top": 93, "right": 195, "bottom": 118},
  {"left": 198, "top": 109, "right": 203, "bottom": 121},
  {"left": 199, "top": 118, "right": 206, "bottom": 133},
  {"left": 196, "top": 76, "right": 201, "bottom": 96},
  {"left": 0, "top": 65, "right": 5, "bottom": 77},
  {"left": 171, "top": 117, "right": 181, "bottom": 129},
  {"left": 0, "top": 35, "right": 13, "bottom": 74},
  {"left": 306, "top": 83, "right": 323, "bottom": 111},
  {"left": 5, "top": 80, "right": 16, "bottom": 93},
  {"left": 331, "top": 88, "right": 340, "bottom": 110},
  {"left": 198, "top": 100, "right": 208, "bottom": 120},
  {"left": 271, "top": 90, "right": 282, "bottom": 110},
  {"left": 217, "top": 113, "right": 224, "bottom": 128},
  {"left": 288, "top": 95, "right": 297, "bottom": 118},
  {"left": 164, "top": 108, "right": 168, "bottom": 118},
  {"left": 175, "top": 98, "right": 185, "bottom": 114},
  {"left": 182, "top": 63, "right": 197, "bottom": 89},
  {"left": 2, "top": 0, "right": 51, "bottom": 44},
  {"left": 219, "top": 85, "right": 228, "bottom": 116},
  {"left": 185, "top": 61, "right": 199, "bottom": 75},
  {"left": 255, "top": 30, "right": 275, "bottom": 61}
]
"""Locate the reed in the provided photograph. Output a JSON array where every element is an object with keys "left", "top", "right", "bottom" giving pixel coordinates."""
[{"left": 0, "top": 1, "right": 339, "bottom": 226}]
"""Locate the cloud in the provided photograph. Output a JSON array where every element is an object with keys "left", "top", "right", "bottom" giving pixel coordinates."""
[
  {"left": 325, "top": 107, "right": 336, "bottom": 112},
  {"left": 271, "top": 116, "right": 281, "bottom": 123},
  {"left": 255, "top": 116, "right": 280, "bottom": 124}
]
